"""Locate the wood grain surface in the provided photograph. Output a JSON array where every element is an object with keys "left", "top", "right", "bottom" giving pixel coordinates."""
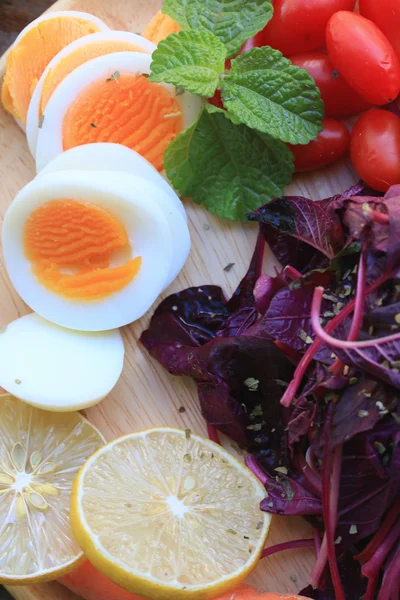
[{"left": 0, "top": 1, "right": 359, "bottom": 599}]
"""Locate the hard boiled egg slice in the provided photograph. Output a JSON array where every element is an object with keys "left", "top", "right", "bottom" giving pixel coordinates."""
[
  {"left": 0, "top": 313, "right": 124, "bottom": 411},
  {"left": 37, "top": 144, "right": 191, "bottom": 289},
  {"left": 1, "top": 11, "right": 109, "bottom": 130},
  {"left": 27, "top": 32, "right": 156, "bottom": 157},
  {"left": 2, "top": 170, "right": 175, "bottom": 331},
  {"left": 35, "top": 51, "right": 203, "bottom": 172}
]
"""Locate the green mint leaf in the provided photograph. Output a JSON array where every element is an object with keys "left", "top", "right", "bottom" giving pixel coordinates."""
[
  {"left": 222, "top": 46, "right": 324, "bottom": 144},
  {"left": 162, "top": 0, "right": 274, "bottom": 57},
  {"left": 164, "top": 118, "right": 199, "bottom": 197},
  {"left": 150, "top": 30, "right": 227, "bottom": 97},
  {"left": 162, "top": 0, "right": 190, "bottom": 28},
  {"left": 164, "top": 104, "right": 294, "bottom": 222}
]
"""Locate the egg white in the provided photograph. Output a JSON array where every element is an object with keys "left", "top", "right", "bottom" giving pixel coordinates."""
[
  {"left": 0, "top": 313, "right": 124, "bottom": 411},
  {"left": 35, "top": 51, "right": 203, "bottom": 172},
  {"left": 6, "top": 10, "right": 110, "bottom": 132},
  {"left": 9, "top": 11, "right": 110, "bottom": 51},
  {"left": 2, "top": 170, "right": 175, "bottom": 331},
  {"left": 26, "top": 32, "right": 156, "bottom": 157},
  {"left": 38, "top": 143, "right": 187, "bottom": 222}
]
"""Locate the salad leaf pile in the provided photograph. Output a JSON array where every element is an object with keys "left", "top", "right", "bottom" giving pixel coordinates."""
[
  {"left": 141, "top": 183, "right": 400, "bottom": 599},
  {"left": 149, "top": 0, "right": 324, "bottom": 221}
]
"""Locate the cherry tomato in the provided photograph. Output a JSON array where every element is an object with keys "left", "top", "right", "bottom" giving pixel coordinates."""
[
  {"left": 326, "top": 11, "right": 400, "bottom": 106},
  {"left": 290, "top": 53, "right": 372, "bottom": 118},
  {"left": 350, "top": 109, "right": 400, "bottom": 193},
  {"left": 288, "top": 117, "right": 350, "bottom": 172},
  {"left": 209, "top": 89, "right": 224, "bottom": 109},
  {"left": 359, "top": 0, "right": 400, "bottom": 61},
  {"left": 260, "top": 0, "right": 356, "bottom": 57}
]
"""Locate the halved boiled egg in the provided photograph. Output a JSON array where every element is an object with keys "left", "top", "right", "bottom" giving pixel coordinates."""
[
  {"left": 35, "top": 51, "right": 203, "bottom": 172},
  {"left": 1, "top": 11, "right": 109, "bottom": 129},
  {"left": 2, "top": 167, "right": 189, "bottom": 331},
  {"left": 0, "top": 313, "right": 124, "bottom": 411},
  {"left": 27, "top": 32, "right": 156, "bottom": 157}
]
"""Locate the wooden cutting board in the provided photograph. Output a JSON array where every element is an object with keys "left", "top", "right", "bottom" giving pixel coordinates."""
[{"left": 0, "top": 1, "right": 358, "bottom": 598}]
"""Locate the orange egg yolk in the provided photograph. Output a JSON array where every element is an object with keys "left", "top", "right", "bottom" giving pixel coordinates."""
[
  {"left": 142, "top": 11, "right": 182, "bottom": 46},
  {"left": 24, "top": 199, "right": 141, "bottom": 301},
  {"left": 2, "top": 16, "right": 103, "bottom": 126},
  {"left": 40, "top": 40, "right": 147, "bottom": 115},
  {"left": 62, "top": 74, "right": 183, "bottom": 172}
]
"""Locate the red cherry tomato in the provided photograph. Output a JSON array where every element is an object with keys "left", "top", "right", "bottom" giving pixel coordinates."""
[
  {"left": 290, "top": 53, "right": 372, "bottom": 118},
  {"left": 288, "top": 117, "right": 350, "bottom": 172},
  {"left": 359, "top": 0, "right": 400, "bottom": 61},
  {"left": 260, "top": 0, "right": 356, "bottom": 56},
  {"left": 209, "top": 89, "right": 224, "bottom": 109},
  {"left": 326, "top": 11, "right": 400, "bottom": 105},
  {"left": 350, "top": 109, "right": 400, "bottom": 192}
]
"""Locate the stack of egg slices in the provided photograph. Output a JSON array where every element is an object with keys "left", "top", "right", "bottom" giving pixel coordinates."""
[{"left": 0, "top": 11, "right": 202, "bottom": 413}]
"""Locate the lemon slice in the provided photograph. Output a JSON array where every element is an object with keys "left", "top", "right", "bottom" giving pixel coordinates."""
[
  {"left": 0, "top": 394, "right": 104, "bottom": 584},
  {"left": 71, "top": 427, "right": 271, "bottom": 599}
]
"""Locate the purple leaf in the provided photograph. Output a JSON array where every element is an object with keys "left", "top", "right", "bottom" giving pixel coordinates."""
[
  {"left": 254, "top": 274, "right": 286, "bottom": 315},
  {"left": 252, "top": 269, "right": 351, "bottom": 363},
  {"left": 384, "top": 185, "right": 400, "bottom": 200},
  {"left": 385, "top": 196, "right": 400, "bottom": 270},
  {"left": 260, "top": 471, "right": 322, "bottom": 516},
  {"left": 151, "top": 285, "right": 230, "bottom": 345},
  {"left": 335, "top": 419, "right": 400, "bottom": 545},
  {"left": 329, "top": 378, "right": 399, "bottom": 447},
  {"left": 333, "top": 339, "right": 400, "bottom": 389},
  {"left": 379, "top": 539, "right": 400, "bottom": 600},
  {"left": 248, "top": 195, "right": 344, "bottom": 267}
]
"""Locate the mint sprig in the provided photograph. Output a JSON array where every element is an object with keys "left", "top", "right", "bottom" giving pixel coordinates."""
[
  {"left": 150, "top": 30, "right": 227, "bottom": 97},
  {"left": 162, "top": 0, "right": 273, "bottom": 57},
  {"left": 165, "top": 105, "right": 294, "bottom": 222},
  {"left": 154, "top": 0, "right": 325, "bottom": 221},
  {"left": 222, "top": 47, "right": 324, "bottom": 145}
]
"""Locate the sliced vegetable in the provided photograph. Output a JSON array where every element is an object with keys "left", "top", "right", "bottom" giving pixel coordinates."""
[
  {"left": 260, "top": 0, "right": 356, "bottom": 56},
  {"left": 326, "top": 11, "right": 400, "bottom": 105},
  {"left": 288, "top": 117, "right": 350, "bottom": 172},
  {"left": 350, "top": 109, "right": 400, "bottom": 192},
  {"left": 290, "top": 53, "right": 372, "bottom": 118}
]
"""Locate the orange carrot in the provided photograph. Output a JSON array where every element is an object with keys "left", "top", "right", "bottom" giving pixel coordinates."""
[
  {"left": 60, "top": 563, "right": 311, "bottom": 600},
  {"left": 59, "top": 561, "right": 144, "bottom": 600},
  {"left": 216, "top": 589, "right": 311, "bottom": 599}
]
